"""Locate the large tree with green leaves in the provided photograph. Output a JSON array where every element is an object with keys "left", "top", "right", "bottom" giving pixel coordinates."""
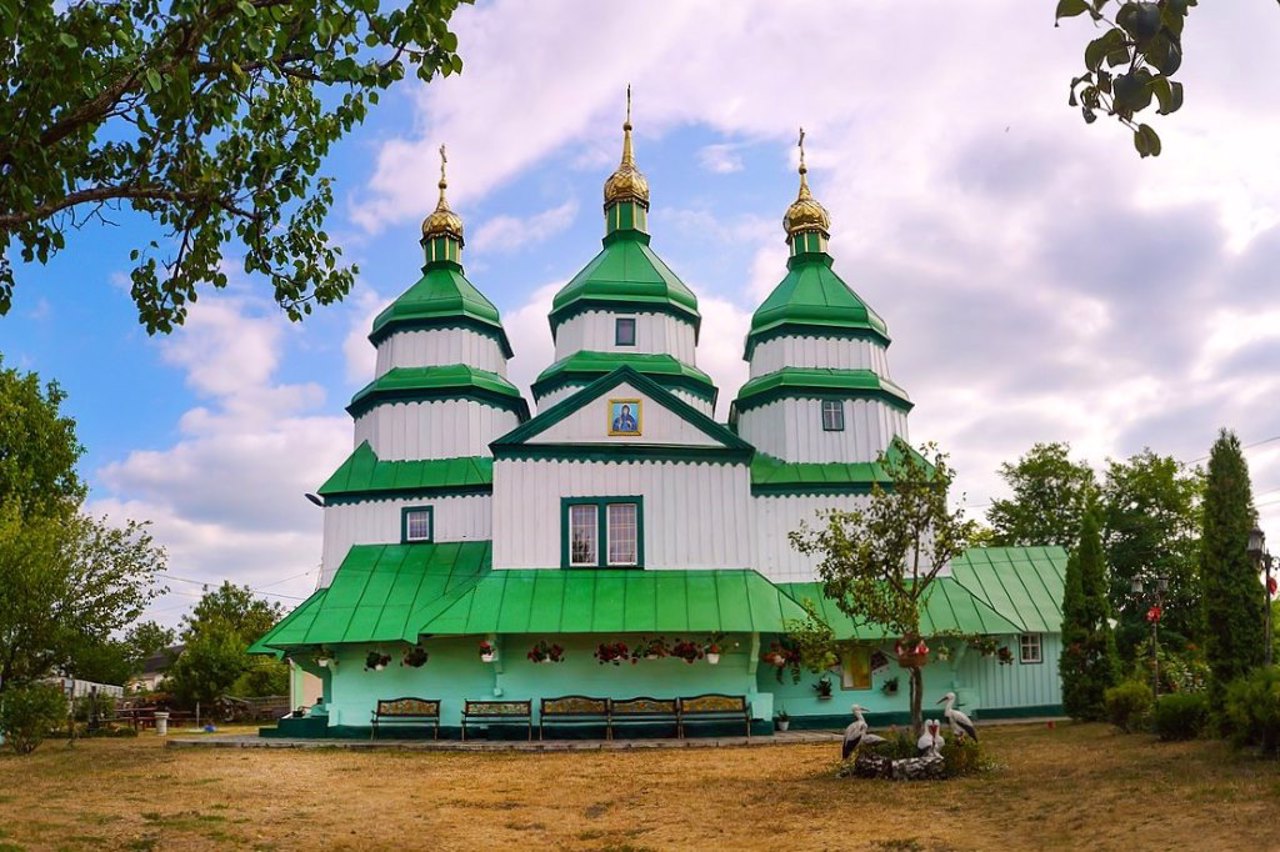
[
  {"left": 1100, "top": 449, "right": 1203, "bottom": 657},
  {"left": 791, "top": 443, "right": 977, "bottom": 737},
  {"left": 1199, "top": 429, "right": 1265, "bottom": 709},
  {"left": 1060, "top": 507, "right": 1120, "bottom": 720},
  {"left": 987, "top": 442, "right": 1098, "bottom": 552},
  {"left": 165, "top": 581, "right": 286, "bottom": 705},
  {"left": 0, "top": 357, "right": 85, "bottom": 519},
  {"left": 0, "top": 0, "right": 467, "bottom": 332}
]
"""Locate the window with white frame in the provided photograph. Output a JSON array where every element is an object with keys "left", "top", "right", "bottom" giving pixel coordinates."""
[
  {"left": 563, "top": 497, "right": 643, "bottom": 568},
  {"left": 1019, "top": 633, "right": 1043, "bottom": 664},
  {"left": 402, "top": 507, "right": 433, "bottom": 543},
  {"left": 821, "top": 399, "right": 845, "bottom": 431},
  {"left": 568, "top": 504, "right": 598, "bottom": 566}
]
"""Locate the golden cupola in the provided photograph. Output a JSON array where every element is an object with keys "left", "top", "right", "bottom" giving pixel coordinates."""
[
  {"left": 421, "top": 144, "right": 465, "bottom": 245},
  {"left": 783, "top": 127, "right": 831, "bottom": 240},
  {"left": 602, "top": 86, "right": 650, "bottom": 210}
]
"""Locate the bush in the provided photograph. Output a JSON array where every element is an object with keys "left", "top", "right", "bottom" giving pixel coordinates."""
[
  {"left": 0, "top": 683, "right": 68, "bottom": 754},
  {"left": 1105, "top": 680, "right": 1153, "bottom": 733},
  {"left": 939, "top": 736, "right": 987, "bottom": 778},
  {"left": 1153, "top": 692, "right": 1208, "bottom": 741},
  {"left": 1222, "top": 667, "right": 1280, "bottom": 755},
  {"left": 865, "top": 731, "right": 918, "bottom": 760},
  {"left": 71, "top": 691, "right": 117, "bottom": 723}
]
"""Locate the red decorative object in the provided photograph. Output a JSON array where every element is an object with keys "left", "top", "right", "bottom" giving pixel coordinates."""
[
  {"left": 671, "top": 639, "right": 704, "bottom": 664},
  {"left": 593, "top": 641, "right": 630, "bottom": 666},
  {"left": 1146, "top": 605, "right": 1163, "bottom": 623},
  {"left": 1268, "top": 576, "right": 1277, "bottom": 597}
]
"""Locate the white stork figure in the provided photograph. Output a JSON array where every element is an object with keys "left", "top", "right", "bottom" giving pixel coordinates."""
[
  {"left": 842, "top": 704, "right": 886, "bottom": 759},
  {"left": 916, "top": 718, "right": 945, "bottom": 755},
  {"left": 936, "top": 691, "right": 978, "bottom": 742}
]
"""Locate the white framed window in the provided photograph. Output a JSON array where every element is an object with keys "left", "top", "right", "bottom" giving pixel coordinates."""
[
  {"left": 607, "top": 503, "right": 638, "bottom": 566},
  {"left": 615, "top": 317, "right": 637, "bottom": 346},
  {"left": 402, "top": 507, "right": 433, "bottom": 543},
  {"left": 821, "top": 399, "right": 845, "bottom": 431},
  {"left": 568, "top": 504, "right": 598, "bottom": 566},
  {"left": 1019, "top": 634, "right": 1042, "bottom": 664}
]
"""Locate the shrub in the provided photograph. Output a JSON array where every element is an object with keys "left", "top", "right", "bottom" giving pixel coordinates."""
[
  {"left": 865, "top": 731, "right": 918, "bottom": 760},
  {"left": 1105, "top": 680, "right": 1153, "bottom": 733},
  {"left": 1153, "top": 692, "right": 1208, "bottom": 741},
  {"left": 1222, "top": 667, "right": 1280, "bottom": 755},
  {"left": 0, "top": 683, "right": 69, "bottom": 755},
  {"left": 71, "top": 691, "right": 117, "bottom": 723},
  {"left": 939, "top": 736, "right": 987, "bottom": 778}
]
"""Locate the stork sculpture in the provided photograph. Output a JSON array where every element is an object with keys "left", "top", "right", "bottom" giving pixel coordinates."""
[
  {"left": 916, "top": 718, "right": 945, "bottom": 755},
  {"left": 841, "top": 704, "right": 886, "bottom": 759},
  {"left": 936, "top": 691, "right": 978, "bottom": 741}
]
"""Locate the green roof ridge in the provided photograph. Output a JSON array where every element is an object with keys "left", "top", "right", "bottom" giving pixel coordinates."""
[
  {"left": 318, "top": 441, "right": 494, "bottom": 501},
  {"left": 550, "top": 230, "right": 700, "bottom": 334},
  {"left": 532, "top": 351, "right": 718, "bottom": 406},
  {"left": 348, "top": 365, "right": 530, "bottom": 420},
  {"left": 371, "top": 262, "right": 512, "bottom": 357},
  {"left": 746, "top": 253, "right": 889, "bottom": 358},
  {"left": 733, "top": 366, "right": 912, "bottom": 413}
]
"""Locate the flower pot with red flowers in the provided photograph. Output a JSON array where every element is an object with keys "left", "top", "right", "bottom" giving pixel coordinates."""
[
  {"left": 527, "top": 640, "right": 565, "bottom": 664},
  {"left": 894, "top": 638, "right": 930, "bottom": 669},
  {"left": 997, "top": 646, "right": 1014, "bottom": 665},
  {"left": 705, "top": 642, "right": 722, "bottom": 665},
  {"left": 671, "top": 639, "right": 703, "bottom": 664},
  {"left": 593, "top": 641, "right": 630, "bottom": 666},
  {"left": 401, "top": 645, "right": 429, "bottom": 668},
  {"left": 365, "top": 651, "right": 392, "bottom": 671},
  {"left": 479, "top": 640, "right": 496, "bottom": 663},
  {"left": 632, "top": 636, "right": 669, "bottom": 662}
]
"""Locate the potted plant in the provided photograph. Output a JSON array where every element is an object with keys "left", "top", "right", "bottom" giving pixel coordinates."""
[
  {"left": 671, "top": 639, "right": 703, "bottom": 664},
  {"left": 812, "top": 676, "right": 833, "bottom": 700},
  {"left": 479, "top": 640, "right": 496, "bottom": 663},
  {"left": 401, "top": 645, "right": 429, "bottom": 668},
  {"left": 633, "top": 636, "right": 669, "bottom": 662},
  {"left": 881, "top": 676, "right": 900, "bottom": 696},
  {"left": 894, "top": 638, "right": 930, "bottom": 669},
  {"left": 365, "top": 651, "right": 391, "bottom": 671},
  {"left": 997, "top": 645, "right": 1014, "bottom": 665},
  {"left": 775, "top": 709, "right": 791, "bottom": 732},
  {"left": 527, "top": 640, "right": 565, "bottom": 664},
  {"left": 313, "top": 647, "right": 336, "bottom": 668},
  {"left": 593, "top": 641, "right": 630, "bottom": 666},
  {"left": 934, "top": 644, "right": 953, "bottom": 664},
  {"left": 705, "top": 641, "right": 722, "bottom": 665}
]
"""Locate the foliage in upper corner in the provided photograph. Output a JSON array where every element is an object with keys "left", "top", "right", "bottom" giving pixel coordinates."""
[
  {"left": 1057, "top": 0, "right": 1195, "bottom": 157},
  {"left": 0, "top": 0, "right": 469, "bottom": 333}
]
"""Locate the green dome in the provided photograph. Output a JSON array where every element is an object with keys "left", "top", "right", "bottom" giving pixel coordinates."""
[
  {"left": 549, "top": 230, "right": 700, "bottom": 336},
  {"left": 370, "top": 262, "right": 512, "bottom": 357},
  {"left": 745, "top": 253, "right": 889, "bottom": 359}
]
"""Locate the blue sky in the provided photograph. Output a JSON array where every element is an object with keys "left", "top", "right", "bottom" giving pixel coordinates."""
[{"left": 5, "top": 0, "right": 1280, "bottom": 622}]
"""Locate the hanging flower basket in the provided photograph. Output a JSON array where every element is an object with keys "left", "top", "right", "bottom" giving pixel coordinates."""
[
  {"left": 527, "top": 640, "right": 565, "bottom": 664},
  {"left": 594, "top": 641, "right": 630, "bottom": 666},
  {"left": 365, "top": 651, "right": 391, "bottom": 671},
  {"left": 479, "top": 640, "right": 496, "bottom": 663},
  {"left": 671, "top": 639, "right": 703, "bottom": 664},
  {"left": 895, "top": 639, "right": 930, "bottom": 669},
  {"left": 401, "top": 645, "right": 429, "bottom": 668},
  {"left": 631, "top": 636, "right": 669, "bottom": 663}
]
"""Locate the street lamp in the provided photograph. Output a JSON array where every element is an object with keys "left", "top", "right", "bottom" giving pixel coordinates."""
[
  {"left": 1132, "top": 575, "right": 1169, "bottom": 696},
  {"left": 1248, "top": 526, "right": 1274, "bottom": 667}
]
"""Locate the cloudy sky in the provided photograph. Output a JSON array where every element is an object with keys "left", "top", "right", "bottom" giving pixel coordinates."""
[{"left": 6, "top": 0, "right": 1280, "bottom": 624}]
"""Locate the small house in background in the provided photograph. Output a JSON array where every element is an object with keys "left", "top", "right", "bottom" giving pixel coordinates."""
[
  {"left": 128, "top": 645, "right": 183, "bottom": 693},
  {"left": 252, "top": 105, "right": 1066, "bottom": 737}
]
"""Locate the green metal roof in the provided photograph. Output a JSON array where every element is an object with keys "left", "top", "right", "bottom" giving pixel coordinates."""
[
  {"left": 749, "top": 440, "right": 931, "bottom": 495},
  {"left": 948, "top": 546, "right": 1068, "bottom": 633},
  {"left": 531, "top": 352, "right": 718, "bottom": 407},
  {"left": 248, "top": 543, "right": 493, "bottom": 652},
  {"left": 416, "top": 569, "right": 812, "bottom": 636},
  {"left": 745, "top": 253, "right": 889, "bottom": 359},
  {"left": 549, "top": 230, "right": 700, "bottom": 334},
  {"left": 370, "top": 262, "right": 512, "bottom": 356},
  {"left": 317, "top": 442, "right": 493, "bottom": 502},
  {"left": 347, "top": 365, "right": 530, "bottom": 420},
  {"left": 733, "top": 367, "right": 912, "bottom": 414},
  {"left": 779, "top": 577, "right": 1025, "bottom": 641}
]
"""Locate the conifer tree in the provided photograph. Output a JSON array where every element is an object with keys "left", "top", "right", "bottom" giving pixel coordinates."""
[
  {"left": 1059, "top": 508, "right": 1119, "bottom": 720},
  {"left": 1200, "top": 430, "right": 1265, "bottom": 708}
]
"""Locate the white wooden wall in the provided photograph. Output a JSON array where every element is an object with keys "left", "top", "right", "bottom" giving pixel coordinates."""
[
  {"left": 530, "top": 383, "right": 721, "bottom": 447},
  {"left": 737, "top": 398, "right": 908, "bottom": 463},
  {"left": 374, "top": 328, "right": 508, "bottom": 377},
  {"left": 320, "top": 494, "right": 492, "bottom": 585},
  {"left": 553, "top": 310, "right": 697, "bottom": 363},
  {"left": 751, "top": 493, "right": 869, "bottom": 583},
  {"left": 749, "top": 336, "right": 891, "bottom": 379},
  {"left": 491, "top": 459, "right": 753, "bottom": 569},
  {"left": 354, "top": 400, "right": 521, "bottom": 460},
  {"left": 536, "top": 384, "right": 711, "bottom": 417}
]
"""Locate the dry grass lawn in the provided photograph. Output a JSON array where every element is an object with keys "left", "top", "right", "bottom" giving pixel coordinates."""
[{"left": 1, "top": 722, "right": 1279, "bottom": 851}]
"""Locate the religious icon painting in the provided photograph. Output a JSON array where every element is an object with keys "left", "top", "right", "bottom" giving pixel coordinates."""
[{"left": 607, "top": 398, "right": 642, "bottom": 436}]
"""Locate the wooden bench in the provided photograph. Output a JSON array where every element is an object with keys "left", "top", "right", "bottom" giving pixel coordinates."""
[
  {"left": 371, "top": 697, "right": 440, "bottom": 740},
  {"left": 539, "top": 695, "right": 610, "bottom": 740},
  {"left": 610, "top": 696, "right": 679, "bottom": 738},
  {"left": 462, "top": 699, "right": 532, "bottom": 741},
  {"left": 678, "top": 694, "right": 751, "bottom": 738}
]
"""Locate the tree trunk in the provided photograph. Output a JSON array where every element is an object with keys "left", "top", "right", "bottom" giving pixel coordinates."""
[{"left": 908, "top": 665, "right": 925, "bottom": 738}]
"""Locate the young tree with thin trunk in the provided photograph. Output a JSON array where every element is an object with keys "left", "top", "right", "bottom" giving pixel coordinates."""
[{"left": 790, "top": 442, "right": 976, "bottom": 737}]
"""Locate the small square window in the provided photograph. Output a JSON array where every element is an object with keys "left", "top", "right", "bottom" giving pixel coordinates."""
[
  {"left": 403, "top": 507, "right": 433, "bottom": 543},
  {"left": 1019, "top": 634, "right": 1042, "bottom": 664},
  {"left": 615, "top": 317, "right": 636, "bottom": 346},
  {"left": 821, "top": 400, "right": 845, "bottom": 431}
]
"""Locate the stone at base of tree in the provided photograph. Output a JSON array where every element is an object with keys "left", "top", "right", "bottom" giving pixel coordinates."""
[{"left": 840, "top": 752, "right": 946, "bottom": 781}]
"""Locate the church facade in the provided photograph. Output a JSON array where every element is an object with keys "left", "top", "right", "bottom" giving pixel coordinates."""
[{"left": 253, "top": 110, "right": 1065, "bottom": 736}]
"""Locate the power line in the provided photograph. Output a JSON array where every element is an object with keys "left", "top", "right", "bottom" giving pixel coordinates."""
[{"left": 154, "top": 572, "right": 308, "bottom": 601}]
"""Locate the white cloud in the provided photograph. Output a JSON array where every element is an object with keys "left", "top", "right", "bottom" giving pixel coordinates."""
[
  {"left": 502, "top": 282, "right": 561, "bottom": 399},
  {"left": 471, "top": 198, "right": 580, "bottom": 254},
  {"left": 696, "top": 295, "right": 752, "bottom": 420},
  {"left": 342, "top": 285, "right": 392, "bottom": 383},
  {"left": 698, "top": 143, "right": 743, "bottom": 174}
]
